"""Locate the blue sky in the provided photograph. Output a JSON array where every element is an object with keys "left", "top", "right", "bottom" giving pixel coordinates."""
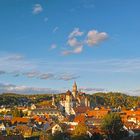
[{"left": 0, "top": 0, "right": 140, "bottom": 95}]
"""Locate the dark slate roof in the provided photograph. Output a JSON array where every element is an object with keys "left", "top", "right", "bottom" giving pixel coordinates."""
[{"left": 66, "top": 90, "right": 72, "bottom": 96}]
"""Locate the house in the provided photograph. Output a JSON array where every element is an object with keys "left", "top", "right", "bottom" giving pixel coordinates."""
[
  {"left": 73, "top": 114, "right": 85, "bottom": 123},
  {"left": 0, "top": 107, "right": 10, "bottom": 113},
  {"left": 120, "top": 109, "right": 140, "bottom": 126},
  {"left": 0, "top": 121, "right": 6, "bottom": 131},
  {"left": 51, "top": 124, "right": 63, "bottom": 135},
  {"left": 17, "top": 107, "right": 28, "bottom": 113},
  {"left": 124, "top": 122, "right": 137, "bottom": 130},
  {"left": 30, "top": 104, "right": 37, "bottom": 110},
  {"left": 28, "top": 108, "right": 61, "bottom": 118},
  {"left": 11, "top": 117, "right": 30, "bottom": 124},
  {"left": 86, "top": 107, "right": 110, "bottom": 118},
  {"left": 34, "top": 116, "right": 46, "bottom": 125},
  {"left": 73, "top": 106, "right": 90, "bottom": 115}
]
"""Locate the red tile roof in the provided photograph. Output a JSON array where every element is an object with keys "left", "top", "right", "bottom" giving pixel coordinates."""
[{"left": 11, "top": 117, "right": 29, "bottom": 124}]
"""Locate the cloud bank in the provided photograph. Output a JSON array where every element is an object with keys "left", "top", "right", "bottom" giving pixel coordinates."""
[
  {"left": 62, "top": 28, "right": 108, "bottom": 55},
  {"left": 0, "top": 53, "right": 80, "bottom": 81},
  {"left": 0, "top": 83, "right": 62, "bottom": 94},
  {"left": 1, "top": 54, "right": 140, "bottom": 95}
]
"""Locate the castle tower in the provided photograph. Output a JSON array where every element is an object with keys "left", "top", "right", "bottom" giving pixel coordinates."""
[
  {"left": 52, "top": 94, "right": 55, "bottom": 106},
  {"left": 88, "top": 100, "right": 90, "bottom": 107},
  {"left": 66, "top": 90, "right": 71, "bottom": 102},
  {"left": 85, "top": 96, "right": 90, "bottom": 107},
  {"left": 72, "top": 81, "right": 78, "bottom": 98},
  {"left": 65, "top": 90, "right": 72, "bottom": 115}
]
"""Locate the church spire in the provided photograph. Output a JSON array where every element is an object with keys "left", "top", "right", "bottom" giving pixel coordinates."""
[
  {"left": 72, "top": 81, "right": 78, "bottom": 98},
  {"left": 73, "top": 81, "right": 77, "bottom": 92},
  {"left": 74, "top": 81, "right": 76, "bottom": 86}
]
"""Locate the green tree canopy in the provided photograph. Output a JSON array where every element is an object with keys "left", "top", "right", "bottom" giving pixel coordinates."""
[
  {"left": 101, "top": 112, "right": 126, "bottom": 140},
  {"left": 11, "top": 108, "right": 24, "bottom": 117},
  {"left": 71, "top": 123, "right": 89, "bottom": 140}
]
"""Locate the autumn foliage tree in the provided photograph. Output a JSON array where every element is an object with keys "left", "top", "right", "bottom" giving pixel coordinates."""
[
  {"left": 72, "top": 123, "right": 88, "bottom": 140},
  {"left": 101, "top": 112, "right": 126, "bottom": 140}
]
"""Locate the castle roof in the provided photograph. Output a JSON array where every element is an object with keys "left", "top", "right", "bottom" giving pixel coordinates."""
[
  {"left": 66, "top": 90, "right": 72, "bottom": 96},
  {"left": 74, "top": 106, "right": 90, "bottom": 114},
  {"left": 73, "top": 81, "right": 77, "bottom": 87}
]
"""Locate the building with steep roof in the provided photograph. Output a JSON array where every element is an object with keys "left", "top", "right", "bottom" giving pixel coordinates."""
[{"left": 59, "top": 82, "right": 90, "bottom": 115}]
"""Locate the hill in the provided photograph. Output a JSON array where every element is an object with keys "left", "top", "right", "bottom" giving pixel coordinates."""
[
  {"left": 0, "top": 92, "right": 140, "bottom": 109},
  {"left": 90, "top": 92, "right": 140, "bottom": 109}
]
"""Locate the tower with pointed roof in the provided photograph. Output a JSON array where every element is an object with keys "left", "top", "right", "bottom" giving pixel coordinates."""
[
  {"left": 59, "top": 82, "right": 91, "bottom": 116},
  {"left": 72, "top": 81, "right": 78, "bottom": 98}
]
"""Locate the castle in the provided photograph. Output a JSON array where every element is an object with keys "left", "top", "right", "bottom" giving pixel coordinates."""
[{"left": 59, "top": 82, "right": 90, "bottom": 115}]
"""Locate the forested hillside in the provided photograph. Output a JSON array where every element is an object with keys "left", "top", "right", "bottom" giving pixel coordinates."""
[
  {"left": 91, "top": 92, "right": 140, "bottom": 109},
  {"left": 0, "top": 92, "right": 140, "bottom": 109}
]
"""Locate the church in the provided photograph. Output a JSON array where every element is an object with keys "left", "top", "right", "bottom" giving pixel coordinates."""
[{"left": 59, "top": 82, "right": 90, "bottom": 115}]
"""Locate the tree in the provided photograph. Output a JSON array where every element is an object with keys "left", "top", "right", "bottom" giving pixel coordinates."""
[
  {"left": 101, "top": 112, "right": 126, "bottom": 140},
  {"left": 11, "top": 108, "right": 24, "bottom": 117},
  {"left": 47, "top": 132, "right": 65, "bottom": 140},
  {"left": 72, "top": 123, "right": 89, "bottom": 140}
]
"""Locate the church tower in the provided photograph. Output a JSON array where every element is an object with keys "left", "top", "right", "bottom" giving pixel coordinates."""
[{"left": 72, "top": 81, "right": 78, "bottom": 98}]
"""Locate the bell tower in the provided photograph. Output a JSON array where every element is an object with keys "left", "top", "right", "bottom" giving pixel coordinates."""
[{"left": 72, "top": 81, "right": 78, "bottom": 98}]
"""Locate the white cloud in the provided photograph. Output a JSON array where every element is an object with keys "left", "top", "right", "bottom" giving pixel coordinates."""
[
  {"left": 61, "top": 51, "right": 71, "bottom": 56},
  {"left": 69, "top": 28, "right": 84, "bottom": 38},
  {"left": 1, "top": 53, "right": 140, "bottom": 80},
  {"left": 79, "top": 87, "right": 140, "bottom": 96},
  {"left": 62, "top": 46, "right": 83, "bottom": 55},
  {"left": 86, "top": 30, "right": 108, "bottom": 46},
  {"left": 0, "top": 82, "right": 139, "bottom": 95},
  {"left": 0, "top": 54, "right": 35, "bottom": 72},
  {"left": 32, "top": 4, "right": 43, "bottom": 14},
  {"left": 67, "top": 38, "right": 83, "bottom": 48},
  {"left": 50, "top": 44, "right": 57, "bottom": 49},
  {"left": 58, "top": 73, "right": 80, "bottom": 81},
  {"left": 64, "top": 38, "right": 83, "bottom": 55},
  {"left": 39, "top": 73, "right": 54, "bottom": 80},
  {"left": 127, "top": 89, "right": 140, "bottom": 96},
  {"left": 73, "top": 46, "right": 83, "bottom": 54},
  {"left": 53, "top": 27, "right": 59, "bottom": 33},
  {"left": 0, "top": 83, "right": 62, "bottom": 94},
  {"left": 62, "top": 28, "right": 84, "bottom": 55},
  {"left": 62, "top": 28, "right": 108, "bottom": 55},
  {"left": 0, "top": 53, "right": 80, "bottom": 81},
  {"left": 79, "top": 87, "right": 107, "bottom": 93},
  {"left": 5, "top": 54, "right": 24, "bottom": 61},
  {"left": 23, "top": 71, "right": 40, "bottom": 78},
  {"left": 42, "top": 58, "right": 140, "bottom": 74}
]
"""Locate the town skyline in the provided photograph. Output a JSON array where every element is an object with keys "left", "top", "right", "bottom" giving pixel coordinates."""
[{"left": 0, "top": 0, "right": 140, "bottom": 95}]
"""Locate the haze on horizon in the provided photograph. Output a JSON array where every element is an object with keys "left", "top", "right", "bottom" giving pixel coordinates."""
[{"left": 0, "top": 0, "right": 140, "bottom": 96}]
